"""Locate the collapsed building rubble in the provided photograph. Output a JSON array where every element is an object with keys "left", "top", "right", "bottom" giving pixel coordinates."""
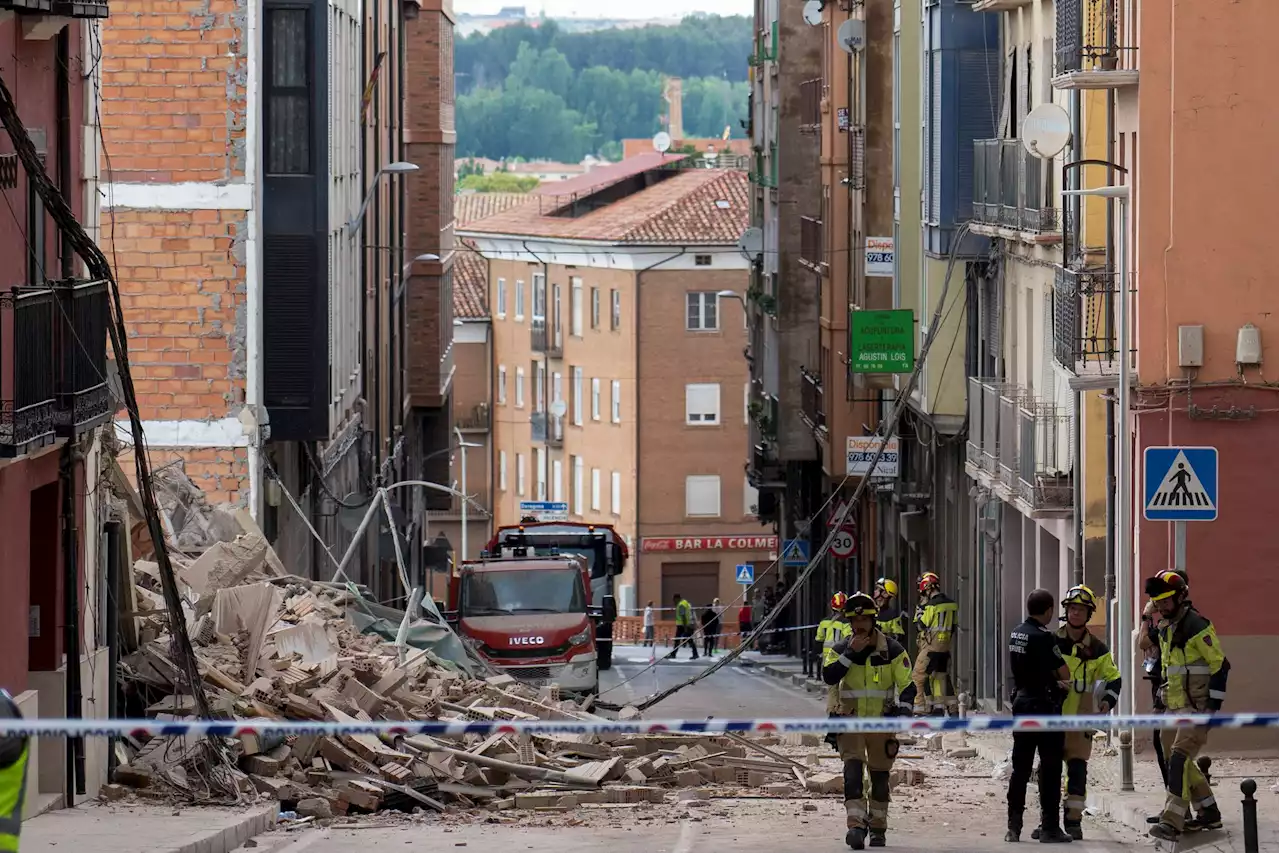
[{"left": 110, "top": 463, "right": 930, "bottom": 821}]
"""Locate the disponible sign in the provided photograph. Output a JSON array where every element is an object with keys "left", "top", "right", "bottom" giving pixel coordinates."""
[
  {"left": 641, "top": 535, "right": 779, "bottom": 553},
  {"left": 849, "top": 309, "right": 915, "bottom": 374},
  {"left": 846, "top": 436, "right": 900, "bottom": 479},
  {"left": 865, "top": 236, "right": 894, "bottom": 277}
]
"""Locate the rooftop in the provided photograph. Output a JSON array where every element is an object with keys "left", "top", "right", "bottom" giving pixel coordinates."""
[
  {"left": 459, "top": 165, "right": 748, "bottom": 245},
  {"left": 453, "top": 193, "right": 530, "bottom": 319}
]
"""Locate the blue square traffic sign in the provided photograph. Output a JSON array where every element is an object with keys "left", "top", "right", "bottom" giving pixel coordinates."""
[{"left": 1143, "top": 446, "right": 1218, "bottom": 522}]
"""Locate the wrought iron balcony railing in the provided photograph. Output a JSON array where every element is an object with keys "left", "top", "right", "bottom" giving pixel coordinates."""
[
  {"left": 1052, "top": 264, "right": 1118, "bottom": 373},
  {"left": 965, "top": 377, "right": 1073, "bottom": 511},
  {"left": 799, "top": 367, "right": 825, "bottom": 434},
  {"left": 1053, "top": 0, "right": 1138, "bottom": 88},
  {"left": 55, "top": 279, "right": 112, "bottom": 437},
  {"left": 531, "top": 411, "right": 564, "bottom": 447},
  {"left": 972, "top": 139, "right": 1060, "bottom": 236},
  {"left": 1, "top": 286, "right": 57, "bottom": 457}
]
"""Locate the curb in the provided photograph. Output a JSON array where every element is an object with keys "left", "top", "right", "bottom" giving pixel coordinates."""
[
  {"left": 740, "top": 658, "right": 827, "bottom": 694},
  {"left": 173, "top": 804, "right": 277, "bottom": 853}
]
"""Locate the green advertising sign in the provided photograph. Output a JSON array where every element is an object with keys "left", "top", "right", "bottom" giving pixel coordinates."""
[{"left": 849, "top": 309, "right": 915, "bottom": 373}]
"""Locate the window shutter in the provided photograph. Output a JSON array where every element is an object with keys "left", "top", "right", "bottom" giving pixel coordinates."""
[
  {"left": 611, "top": 471, "right": 622, "bottom": 514},
  {"left": 1000, "top": 48, "right": 1013, "bottom": 138},
  {"left": 1017, "top": 47, "right": 1029, "bottom": 131}
]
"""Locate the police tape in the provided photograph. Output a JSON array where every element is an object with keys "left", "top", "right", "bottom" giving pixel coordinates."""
[{"left": 0, "top": 714, "right": 1274, "bottom": 739}]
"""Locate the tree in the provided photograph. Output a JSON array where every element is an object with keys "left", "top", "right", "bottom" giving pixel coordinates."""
[
  {"left": 506, "top": 43, "right": 574, "bottom": 99},
  {"left": 459, "top": 172, "right": 540, "bottom": 193}
]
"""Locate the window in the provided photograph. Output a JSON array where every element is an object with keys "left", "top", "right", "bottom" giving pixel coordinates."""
[
  {"left": 685, "top": 475, "right": 722, "bottom": 517},
  {"left": 572, "top": 367, "right": 584, "bottom": 425},
  {"left": 552, "top": 371, "right": 562, "bottom": 410},
  {"left": 694, "top": 254, "right": 712, "bottom": 266},
  {"left": 591, "top": 378, "right": 601, "bottom": 420},
  {"left": 515, "top": 366, "right": 525, "bottom": 408},
  {"left": 610, "top": 289, "right": 621, "bottom": 329},
  {"left": 685, "top": 383, "right": 721, "bottom": 425},
  {"left": 571, "top": 279, "right": 583, "bottom": 336},
  {"left": 536, "top": 448, "right": 547, "bottom": 499},
  {"left": 591, "top": 468, "right": 601, "bottom": 512},
  {"left": 265, "top": 8, "right": 311, "bottom": 175},
  {"left": 517, "top": 453, "right": 526, "bottom": 496},
  {"left": 686, "top": 292, "right": 718, "bottom": 330},
  {"left": 496, "top": 278, "right": 507, "bottom": 318},
  {"left": 744, "top": 382, "right": 750, "bottom": 424},
  {"left": 530, "top": 275, "right": 542, "bottom": 319},
  {"left": 497, "top": 366, "right": 507, "bottom": 404},
  {"left": 744, "top": 476, "right": 759, "bottom": 516},
  {"left": 573, "top": 456, "right": 584, "bottom": 516},
  {"left": 499, "top": 451, "right": 508, "bottom": 491},
  {"left": 515, "top": 279, "right": 526, "bottom": 320},
  {"left": 610, "top": 380, "right": 621, "bottom": 423},
  {"left": 611, "top": 471, "right": 622, "bottom": 515},
  {"left": 534, "top": 364, "right": 545, "bottom": 411},
  {"left": 552, "top": 459, "right": 563, "bottom": 503},
  {"left": 27, "top": 179, "right": 45, "bottom": 285},
  {"left": 590, "top": 287, "right": 600, "bottom": 329}
]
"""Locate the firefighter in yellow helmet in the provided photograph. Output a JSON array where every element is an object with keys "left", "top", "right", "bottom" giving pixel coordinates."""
[
  {"left": 822, "top": 593, "right": 915, "bottom": 850},
  {"left": 872, "top": 578, "right": 906, "bottom": 639},
  {"left": 1028, "top": 585, "right": 1121, "bottom": 841},
  {"left": 817, "top": 592, "right": 853, "bottom": 667},
  {"left": 0, "top": 688, "right": 30, "bottom": 852},
  {"left": 911, "top": 572, "right": 959, "bottom": 716},
  {"left": 1145, "top": 571, "right": 1229, "bottom": 842}
]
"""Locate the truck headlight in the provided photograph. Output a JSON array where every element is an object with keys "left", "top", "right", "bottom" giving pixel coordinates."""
[{"left": 568, "top": 628, "right": 592, "bottom": 647}]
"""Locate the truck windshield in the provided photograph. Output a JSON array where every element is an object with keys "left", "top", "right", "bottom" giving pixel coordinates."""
[{"left": 462, "top": 569, "right": 586, "bottom": 616}]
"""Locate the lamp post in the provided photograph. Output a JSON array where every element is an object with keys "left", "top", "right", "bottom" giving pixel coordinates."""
[
  {"left": 453, "top": 425, "right": 483, "bottom": 563},
  {"left": 347, "top": 161, "right": 420, "bottom": 237},
  {"left": 1062, "top": 183, "right": 1132, "bottom": 789}
]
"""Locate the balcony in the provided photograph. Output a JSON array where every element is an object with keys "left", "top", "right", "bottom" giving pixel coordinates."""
[
  {"left": 799, "top": 217, "right": 823, "bottom": 269},
  {"left": 799, "top": 367, "right": 826, "bottom": 435},
  {"left": 749, "top": 441, "right": 785, "bottom": 489},
  {"left": 1052, "top": 264, "right": 1119, "bottom": 375},
  {"left": 847, "top": 125, "right": 866, "bottom": 191},
  {"left": 965, "top": 378, "right": 1072, "bottom": 516},
  {"left": 424, "top": 496, "right": 492, "bottom": 521},
  {"left": 1052, "top": 0, "right": 1138, "bottom": 90},
  {"left": 971, "top": 139, "right": 1060, "bottom": 243},
  {"left": 972, "top": 0, "right": 1031, "bottom": 10},
  {"left": 531, "top": 411, "right": 564, "bottom": 448},
  {"left": 55, "top": 279, "right": 112, "bottom": 437},
  {"left": 0, "top": 0, "right": 108, "bottom": 17},
  {"left": 1, "top": 286, "right": 58, "bottom": 457},
  {"left": 800, "top": 79, "right": 822, "bottom": 132},
  {"left": 455, "top": 402, "right": 490, "bottom": 432},
  {"left": 530, "top": 316, "right": 563, "bottom": 358}
]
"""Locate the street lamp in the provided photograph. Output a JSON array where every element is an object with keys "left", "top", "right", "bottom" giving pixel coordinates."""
[
  {"left": 1062, "top": 183, "right": 1132, "bottom": 787},
  {"left": 347, "top": 161, "right": 420, "bottom": 237},
  {"left": 402, "top": 253, "right": 440, "bottom": 274},
  {"left": 453, "top": 426, "right": 484, "bottom": 562},
  {"left": 715, "top": 289, "right": 748, "bottom": 331}
]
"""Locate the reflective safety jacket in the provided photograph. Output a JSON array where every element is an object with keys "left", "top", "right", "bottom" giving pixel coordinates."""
[
  {"left": 675, "top": 599, "right": 693, "bottom": 627},
  {"left": 876, "top": 605, "right": 906, "bottom": 639},
  {"left": 820, "top": 620, "right": 852, "bottom": 665},
  {"left": 822, "top": 632, "right": 916, "bottom": 717},
  {"left": 1055, "top": 626, "right": 1122, "bottom": 716},
  {"left": 1157, "top": 604, "right": 1230, "bottom": 712},
  {"left": 915, "top": 592, "right": 959, "bottom": 653},
  {"left": 0, "top": 692, "right": 28, "bottom": 853}
]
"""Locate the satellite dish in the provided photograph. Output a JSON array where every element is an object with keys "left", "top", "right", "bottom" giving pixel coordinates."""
[
  {"left": 836, "top": 18, "right": 865, "bottom": 53},
  {"left": 550, "top": 399, "right": 568, "bottom": 419},
  {"left": 802, "top": 0, "right": 824, "bottom": 27},
  {"left": 1021, "top": 103, "right": 1072, "bottom": 159},
  {"left": 652, "top": 132, "right": 672, "bottom": 154},
  {"left": 737, "top": 227, "right": 764, "bottom": 262}
]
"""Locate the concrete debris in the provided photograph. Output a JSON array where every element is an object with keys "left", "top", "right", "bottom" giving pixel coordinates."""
[{"left": 115, "top": 535, "right": 816, "bottom": 820}]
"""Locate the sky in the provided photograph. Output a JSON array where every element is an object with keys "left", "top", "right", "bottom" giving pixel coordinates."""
[{"left": 456, "top": 0, "right": 750, "bottom": 19}]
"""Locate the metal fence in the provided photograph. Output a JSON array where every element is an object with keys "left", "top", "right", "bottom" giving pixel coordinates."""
[
  {"left": 1054, "top": 0, "right": 1138, "bottom": 76},
  {"left": 972, "top": 139, "right": 1059, "bottom": 234},
  {"left": 1016, "top": 403, "right": 1072, "bottom": 510}
]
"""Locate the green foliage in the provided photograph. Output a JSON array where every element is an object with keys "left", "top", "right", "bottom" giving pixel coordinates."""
[
  {"left": 455, "top": 16, "right": 750, "bottom": 162},
  {"left": 458, "top": 172, "right": 540, "bottom": 193},
  {"left": 457, "top": 158, "right": 486, "bottom": 178}
]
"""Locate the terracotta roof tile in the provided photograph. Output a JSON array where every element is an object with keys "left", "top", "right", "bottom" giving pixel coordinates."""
[
  {"left": 458, "top": 168, "right": 749, "bottom": 246},
  {"left": 454, "top": 192, "right": 528, "bottom": 227},
  {"left": 453, "top": 240, "right": 488, "bottom": 320}
]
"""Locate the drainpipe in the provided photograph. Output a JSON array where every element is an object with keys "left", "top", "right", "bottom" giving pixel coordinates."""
[
  {"left": 1069, "top": 84, "right": 1085, "bottom": 588},
  {"left": 521, "top": 240, "right": 551, "bottom": 490},
  {"left": 1103, "top": 86, "right": 1117, "bottom": 634},
  {"left": 104, "top": 520, "right": 121, "bottom": 778},
  {"left": 56, "top": 26, "right": 73, "bottom": 278},
  {"left": 61, "top": 443, "right": 85, "bottom": 800},
  {"left": 634, "top": 246, "right": 689, "bottom": 605}
]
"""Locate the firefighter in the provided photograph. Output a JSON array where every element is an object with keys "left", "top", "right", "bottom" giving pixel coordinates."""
[
  {"left": 911, "top": 572, "right": 958, "bottom": 716},
  {"left": 1029, "top": 585, "right": 1120, "bottom": 841},
  {"left": 822, "top": 592, "right": 915, "bottom": 850},
  {"left": 872, "top": 578, "right": 906, "bottom": 640},
  {"left": 1146, "top": 570, "right": 1229, "bottom": 842},
  {"left": 817, "top": 592, "right": 853, "bottom": 665},
  {"left": 0, "top": 688, "right": 29, "bottom": 853}
]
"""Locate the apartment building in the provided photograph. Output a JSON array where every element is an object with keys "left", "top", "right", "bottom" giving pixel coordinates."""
[
  {"left": 744, "top": 0, "right": 821, "bottom": 651},
  {"left": 0, "top": 3, "right": 115, "bottom": 809},
  {"left": 460, "top": 157, "right": 770, "bottom": 608}
]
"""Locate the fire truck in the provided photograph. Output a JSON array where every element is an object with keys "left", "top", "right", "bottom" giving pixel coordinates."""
[{"left": 445, "top": 522, "right": 625, "bottom": 694}]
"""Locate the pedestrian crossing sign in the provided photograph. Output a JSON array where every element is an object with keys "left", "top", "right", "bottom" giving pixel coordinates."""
[
  {"left": 780, "top": 539, "right": 810, "bottom": 566},
  {"left": 735, "top": 564, "right": 754, "bottom": 584},
  {"left": 1143, "top": 446, "right": 1218, "bottom": 522}
]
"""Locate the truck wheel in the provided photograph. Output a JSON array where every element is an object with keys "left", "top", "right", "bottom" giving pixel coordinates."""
[{"left": 597, "top": 639, "right": 613, "bottom": 671}]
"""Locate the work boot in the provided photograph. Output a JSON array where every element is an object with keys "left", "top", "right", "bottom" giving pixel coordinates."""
[
  {"left": 868, "top": 829, "right": 886, "bottom": 848},
  {"left": 1149, "top": 822, "right": 1180, "bottom": 842},
  {"left": 846, "top": 827, "right": 867, "bottom": 850},
  {"left": 1004, "top": 829, "right": 1020, "bottom": 842},
  {"left": 1064, "top": 822, "right": 1082, "bottom": 841},
  {"left": 1148, "top": 808, "right": 1191, "bottom": 826},
  {"left": 1187, "top": 805, "right": 1223, "bottom": 831},
  {"left": 1037, "top": 827, "right": 1073, "bottom": 844}
]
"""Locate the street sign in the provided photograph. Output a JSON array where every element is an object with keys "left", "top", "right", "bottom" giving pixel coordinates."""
[
  {"left": 846, "top": 436, "right": 900, "bottom": 478},
  {"left": 519, "top": 501, "right": 569, "bottom": 522},
  {"left": 1143, "top": 446, "right": 1218, "bottom": 522},
  {"left": 830, "top": 528, "right": 857, "bottom": 559},
  {"left": 780, "top": 539, "right": 810, "bottom": 567},
  {"left": 735, "top": 564, "right": 755, "bottom": 585},
  {"left": 828, "top": 499, "right": 853, "bottom": 527},
  {"left": 849, "top": 309, "right": 914, "bottom": 373}
]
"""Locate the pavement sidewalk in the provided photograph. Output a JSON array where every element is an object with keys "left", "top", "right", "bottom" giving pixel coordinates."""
[{"left": 20, "top": 801, "right": 278, "bottom": 853}]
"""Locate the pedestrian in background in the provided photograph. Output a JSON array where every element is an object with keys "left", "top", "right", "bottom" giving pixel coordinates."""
[
  {"left": 642, "top": 600, "right": 655, "bottom": 647},
  {"left": 738, "top": 598, "right": 753, "bottom": 646},
  {"left": 1006, "top": 588, "right": 1072, "bottom": 844},
  {"left": 703, "top": 600, "right": 723, "bottom": 656},
  {"left": 671, "top": 593, "right": 698, "bottom": 660}
]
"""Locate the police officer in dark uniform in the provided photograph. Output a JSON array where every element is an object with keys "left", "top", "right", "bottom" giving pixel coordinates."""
[{"left": 1006, "top": 589, "right": 1073, "bottom": 844}]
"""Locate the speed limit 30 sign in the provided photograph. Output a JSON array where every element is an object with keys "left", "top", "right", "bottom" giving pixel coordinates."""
[{"left": 830, "top": 527, "right": 857, "bottom": 559}]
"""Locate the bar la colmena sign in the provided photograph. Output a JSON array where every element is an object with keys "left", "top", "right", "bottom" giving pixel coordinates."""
[{"left": 640, "top": 535, "right": 779, "bottom": 553}]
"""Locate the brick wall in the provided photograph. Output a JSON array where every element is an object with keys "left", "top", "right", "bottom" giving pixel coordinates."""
[{"left": 117, "top": 446, "right": 249, "bottom": 506}]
